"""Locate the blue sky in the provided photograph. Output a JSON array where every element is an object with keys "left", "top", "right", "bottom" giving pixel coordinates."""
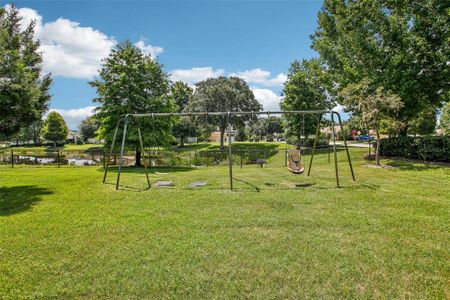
[{"left": 6, "top": 0, "right": 324, "bottom": 128}]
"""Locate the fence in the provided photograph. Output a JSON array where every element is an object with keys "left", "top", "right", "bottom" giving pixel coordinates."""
[
  {"left": 0, "top": 149, "right": 108, "bottom": 167},
  {"left": 1, "top": 144, "right": 333, "bottom": 168}
]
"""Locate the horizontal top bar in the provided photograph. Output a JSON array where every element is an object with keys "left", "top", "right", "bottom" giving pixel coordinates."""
[{"left": 129, "top": 110, "right": 336, "bottom": 118}]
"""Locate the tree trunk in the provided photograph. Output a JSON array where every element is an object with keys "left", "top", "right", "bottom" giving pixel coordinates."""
[
  {"left": 375, "top": 131, "right": 381, "bottom": 166},
  {"left": 180, "top": 137, "right": 184, "bottom": 147},
  {"left": 220, "top": 127, "right": 225, "bottom": 149},
  {"left": 135, "top": 150, "right": 142, "bottom": 167},
  {"left": 397, "top": 124, "right": 408, "bottom": 136}
]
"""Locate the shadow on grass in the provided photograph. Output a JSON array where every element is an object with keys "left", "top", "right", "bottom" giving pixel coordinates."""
[
  {"left": 0, "top": 186, "right": 52, "bottom": 216},
  {"left": 103, "top": 182, "right": 151, "bottom": 192},
  {"left": 234, "top": 178, "right": 261, "bottom": 192},
  {"left": 385, "top": 159, "right": 449, "bottom": 171}
]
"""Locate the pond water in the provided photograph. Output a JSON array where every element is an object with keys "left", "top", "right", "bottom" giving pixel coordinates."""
[{"left": 15, "top": 155, "right": 101, "bottom": 166}]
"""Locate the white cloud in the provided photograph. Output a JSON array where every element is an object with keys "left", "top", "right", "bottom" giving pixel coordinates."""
[
  {"left": 169, "top": 67, "right": 285, "bottom": 111},
  {"left": 333, "top": 104, "right": 345, "bottom": 113},
  {"left": 12, "top": 6, "right": 162, "bottom": 79},
  {"left": 169, "top": 67, "right": 225, "bottom": 85},
  {"left": 46, "top": 106, "right": 96, "bottom": 129},
  {"left": 230, "top": 68, "right": 287, "bottom": 87},
  {"left": 135, "top": 39, "right": 164, "bottom": 58},
  {"left": 169, "top": 67, "right": 286, "bottom": 88},
  {"left": 251, "top": 88, "right": 282, "bottom": 111}
]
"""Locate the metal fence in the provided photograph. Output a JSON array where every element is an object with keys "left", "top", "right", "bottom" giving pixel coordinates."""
[
  {"left": 0, "top": 145, "right": 334, "bottom": 168},
  {"left": 0, "top": 149, "right": 108, "bottom": 167}
]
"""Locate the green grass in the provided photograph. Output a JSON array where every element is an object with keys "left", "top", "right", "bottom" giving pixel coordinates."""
[
  {"left": 0, "top": 146, "right": 449, "bottom": 298},
  {"left": 2, "top": 143, "right": 103, "bottom": 153}
]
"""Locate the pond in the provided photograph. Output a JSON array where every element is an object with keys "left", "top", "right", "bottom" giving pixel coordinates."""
[{"left": 14, "top": 155, "right": 101, "bottom": 166}]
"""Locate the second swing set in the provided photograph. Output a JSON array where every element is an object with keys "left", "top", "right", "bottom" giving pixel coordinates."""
[{"left": 103, "top": 110, "right": 356, "bottom": 190}]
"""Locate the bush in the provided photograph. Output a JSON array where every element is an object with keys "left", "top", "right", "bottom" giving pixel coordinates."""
[{"left": 379, "top": 136, "right": 450, "bottom": 162}]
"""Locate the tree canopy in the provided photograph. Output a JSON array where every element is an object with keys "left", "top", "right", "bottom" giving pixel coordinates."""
[
  {"left": 170, "top": 81, "right": 197, "bottom": 147},
  {"left": 440, "top": 102, "right": 450, "bottom": 135},
  {"left": 311, "top": 0, "right": 449, "bottom": 133},
  {"left": 90, "top": 41, "right": 177, "bottom": 165},
  {"left": 341, "top": 79, "right": 403, "bottom": 165},
  {"left": 79, "top": 116, "right": 100, "bottom": 143},
  {"left": 0, "top": 5, "right": 52, "bottom": 138},
  {"left": 281, "top": 59, "right": 331, "bottom": 144},
  {"left": 42, "top": 112, "right": 68, "bottom": 146},
  {"left": 187, "top": 76, "right": 262, "bottom": 148}
]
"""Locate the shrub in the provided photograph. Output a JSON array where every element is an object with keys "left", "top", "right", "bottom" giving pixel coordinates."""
[{"left": 379, "top": 136, "right": 450, "bottom": 162}]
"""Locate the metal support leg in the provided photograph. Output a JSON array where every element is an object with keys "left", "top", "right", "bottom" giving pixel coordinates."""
[
  {"left": 103, "top": 120, "right": 120, "bottom": 183},
  {"left": 307, "top": 114, "right": 322, "bottom": 176},
  {"left": 227, "top": 112, "right": 233, "bottom": 191},
  {"left": 116, "top": 115, "right": 129, "bottom": 190},
  {"left": 137, "top": 123, "right": 151, "bottom": 189},
  {"left": 334, "top": 112, "right": 356, "bottom": 181},
  {"left": 331, "top": 112, "right": 339, "bottom": 187}
]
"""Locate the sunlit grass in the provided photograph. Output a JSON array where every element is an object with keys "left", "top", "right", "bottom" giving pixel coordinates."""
[{"left": 0, "top": 147, "right": 449, "bottom": 298}]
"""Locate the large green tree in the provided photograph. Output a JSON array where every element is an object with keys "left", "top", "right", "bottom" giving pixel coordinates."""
[
  {"left": 311, "top": 0, "right": 449, "bottom": 134},
  {"left": 170, "top": 81, "right": 197, "bottom": 147},
  {"left": 79, "top": 116, "right": 100, "bottom": 143},
  {"left": 281, "top": 59, "right": 332, "bottom": 145},
  {"left": 90, "top": 41, "right": 177, "bottom": 166},
  {"left": 262, "top": 116, "right": 284, "bottom": 139},
  {"left": 15, "top": 120, "right": 43, "bottom": 145},
  {"left": 42, "top": 112, "right": 69, "bottom": 147},
  {"left": 0, "top": 5, "right": 52, "bottom": 137},
  {"left": 408, "top": 107, "right": 438, "bottom": 136},
  {"left": 187, "top": 76, "right": 262, "bottom": 149}
]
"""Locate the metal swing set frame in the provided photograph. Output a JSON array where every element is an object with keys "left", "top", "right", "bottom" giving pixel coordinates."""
[{"left": 103, "top": 110, "right": 355, "bottom": 190}]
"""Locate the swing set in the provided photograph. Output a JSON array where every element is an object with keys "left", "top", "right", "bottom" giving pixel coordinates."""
[{"left": 103, "top": 110, "right": 355, "bottom": 190}]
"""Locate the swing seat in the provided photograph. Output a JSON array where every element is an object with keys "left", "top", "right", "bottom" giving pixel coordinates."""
[
  {"left": 287, "top": 149, "right": 304, "bottom": 174},
  {"left": 256, "top": 158, "right": 266, "bottom": 168}
]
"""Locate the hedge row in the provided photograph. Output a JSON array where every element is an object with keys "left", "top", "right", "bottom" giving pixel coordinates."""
[{"left": 379, "top": 136, "right": 450, "bottom": 162}]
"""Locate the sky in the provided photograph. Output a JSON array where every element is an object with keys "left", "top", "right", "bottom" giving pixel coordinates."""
[{"left": 4, "top": 0, "right": 325, "bottom": 129}]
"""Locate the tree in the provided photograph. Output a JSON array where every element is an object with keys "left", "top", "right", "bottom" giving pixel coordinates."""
[
  {"left": 172, "top": 118, "right": 198, "bottom": 147},
  {"left": 15, "top": 120, "right": 43, "bottom": 145},
  {"left": 170, "top": 81, "right": 197, "bottom": 147},
  {"left": 440, "top": 102, "right": 450, "bottom": 135},
  {"left": 341, "top": 80, "right": 402, "bottom": 165},
  {"left": 90, "top": 41, "right": 177, "bottom": 166},
  {"left": 408, "top": 107, "right": 438, "bottom": 136},
  {"left": 262, "top": 116, "right": 283, "bottom": 140},
  {"left": 311, "top": 0, "right": 449, "bottom": 134},
  {"left": 235, "top": 125, "right": 247, "bottom": 142},
  {"left": 281, "top": 59, "right": 331, "bottom": 146},
  {"left": 0, "top": 5, "right": 52, "bottom": 138},
  {"left": 42, "top": 112, "right": 68, "bottom": 147},
  {"left": 187, "top": 76, "right": 262, "bottom": 149},
  {"left": 342, "top": 115, "right": 364, "bottom": 140},
  {"left": 171, "top": 81, "right": 192, "bottom": 111},
  {"left": 248, "top": 119, "right": 264, "bottom": 141},
  {"left": 79, "top": 116, "right": 100, "bottom": 143}
]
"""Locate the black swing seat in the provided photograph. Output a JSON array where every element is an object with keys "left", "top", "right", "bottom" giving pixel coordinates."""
[{"left": 256, "top": 158, "right": 266, "bottom": 168}]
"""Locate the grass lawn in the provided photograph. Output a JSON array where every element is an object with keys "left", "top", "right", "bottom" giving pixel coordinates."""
[
  {"left": 0, "top": 146, "right": 449, "bottom": 298},
  {"left": 2, "top": 144, "right": 103, "bottom": 153}
]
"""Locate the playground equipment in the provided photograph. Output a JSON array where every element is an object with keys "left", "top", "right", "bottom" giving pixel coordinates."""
[
  {"left": 287, "top": 149, "right": 304, "bottom": 174},
  {"left": 103, "top": 110, "right": 355, "bottom": 190}
]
